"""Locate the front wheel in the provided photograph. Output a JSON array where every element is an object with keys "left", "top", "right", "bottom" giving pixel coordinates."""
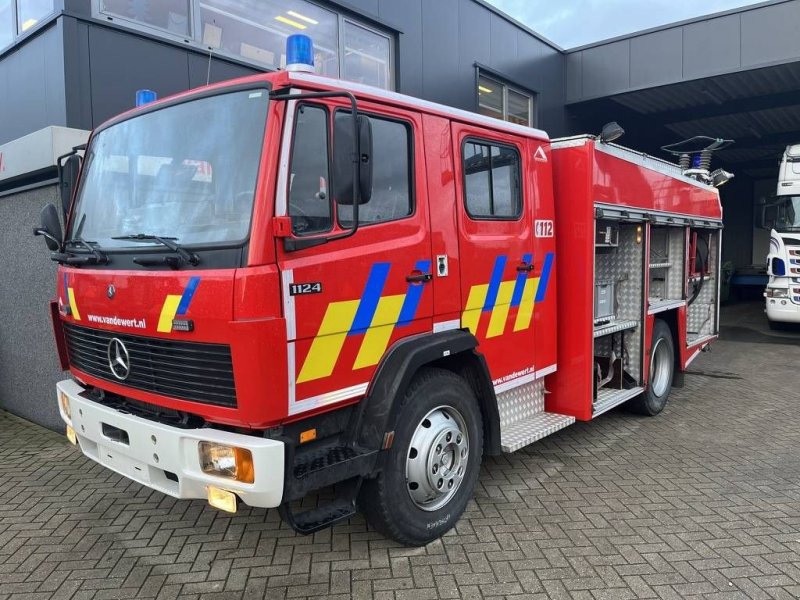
[
  {"left": 359, "top": 367, "right": 483, "bottom": 546},
  {"left": 629, "top": 319, "right": 675, "bottom": 416}
]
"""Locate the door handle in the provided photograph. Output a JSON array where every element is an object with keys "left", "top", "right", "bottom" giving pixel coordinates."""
[
  {"left": 516, "top": 263, "right": 534, "bottom": 273},
  {"left": 406, "top": 272, "right": 433, "bottom": 284}
]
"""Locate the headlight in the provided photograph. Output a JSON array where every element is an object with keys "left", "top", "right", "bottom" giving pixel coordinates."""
[
  {"left": 198, "top": 442, "right": 254, "bottom": 483},
  {"left": 59, "top": 390, "right": 71, "bottom": 421},
  {"left": 771, "top": 288, "right": 789, "bottom": 299}
]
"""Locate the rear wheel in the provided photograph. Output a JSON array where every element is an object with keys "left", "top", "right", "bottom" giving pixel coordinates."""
[
  {"left": 359, "top": 367, "right": 483, "bottom": 546},
  {"left": 629, "top": 319, "right": 675, "bottom": 416}
]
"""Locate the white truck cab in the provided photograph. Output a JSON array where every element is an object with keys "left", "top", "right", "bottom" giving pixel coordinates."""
[{"left": 764, "top": 144, "right": 800, "bottom": 328}]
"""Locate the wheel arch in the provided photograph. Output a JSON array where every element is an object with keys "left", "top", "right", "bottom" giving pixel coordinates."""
[{"left": 351, "top": 329, "right": 502, "bottom": 459}]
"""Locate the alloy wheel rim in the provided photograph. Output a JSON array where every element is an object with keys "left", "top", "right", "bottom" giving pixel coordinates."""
[
  {"left": 405, "top": 405, "right": 469, "bottom": 512},
  {"left": 650, "top": 338, "right": 672, "bottom": 397}
]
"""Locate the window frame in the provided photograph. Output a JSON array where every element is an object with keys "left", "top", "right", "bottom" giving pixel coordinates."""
[
  {"left": 476, "top": 71, "right": 536, "bottom": 127},
  {"left": 286, "top": 101, "right": 334, "bottom": 237},
  {"left": 95, "top": 0, "right": 194, "bottom": 41},
  {"left": 332, "top": 107, "right": 416, "bottom": 229},
  {"left": 90, "top": 0, "right": 396, "bottom": 90},
  {"left": 339, "top": 16, "right": 394, "bottom": 91},
  {"left": 461, "top": 136, "right": 523, "bottom": 222}
]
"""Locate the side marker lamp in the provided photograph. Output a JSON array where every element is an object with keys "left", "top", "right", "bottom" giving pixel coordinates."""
[{"left": 198, "top": 442, "right": 254, "bottom": 483}]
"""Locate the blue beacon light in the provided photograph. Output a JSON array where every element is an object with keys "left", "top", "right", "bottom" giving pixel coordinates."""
[
  {"left": 285, "top": 34, "right": 315, "bottom": 72},
  {"left": 135, "top": 89, "right": 158, "bottom": 107}
]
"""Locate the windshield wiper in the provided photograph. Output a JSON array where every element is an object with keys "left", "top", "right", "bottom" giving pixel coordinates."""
[
  {"left": 113, "top": 233, "right": 200, "bottom": 267},
  {"left": 63, "top": 237, "right": 108, "bottom": 263}
]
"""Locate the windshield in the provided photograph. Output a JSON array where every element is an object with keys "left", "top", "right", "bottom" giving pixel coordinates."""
[
  {"left": 767, "top": 196, "right": 800, "bottom": 232},
  {"left": 69, "top": 88, "right": 269, "bottom": 249}
]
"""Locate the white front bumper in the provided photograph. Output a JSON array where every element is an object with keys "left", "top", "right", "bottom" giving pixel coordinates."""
[
  {"left": 56, "top": 379, "right": 284, "bottom": 508},
  {"left": 766, "top": 299, "right": 800, "bottom": 323}
]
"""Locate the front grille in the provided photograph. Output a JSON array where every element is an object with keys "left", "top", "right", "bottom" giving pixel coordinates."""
[{"left": 64, "top": 323, "right": 237, "bottom": 407}]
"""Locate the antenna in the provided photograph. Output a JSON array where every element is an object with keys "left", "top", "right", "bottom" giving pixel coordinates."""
[{"left": 206, "top": 18, "right": 217, "bottom": 86}]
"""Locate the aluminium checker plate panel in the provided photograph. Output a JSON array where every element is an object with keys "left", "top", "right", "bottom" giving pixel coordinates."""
[{"left": 496, "top": 378, "right": 575, "bottom": 453}]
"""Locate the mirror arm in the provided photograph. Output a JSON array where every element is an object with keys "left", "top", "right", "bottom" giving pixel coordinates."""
[
  {"left": 270, "top": 89, "right": 361, "bottom": 248},
  {"left": 33, "top": 227, "right": 63, "bottom": 252}
]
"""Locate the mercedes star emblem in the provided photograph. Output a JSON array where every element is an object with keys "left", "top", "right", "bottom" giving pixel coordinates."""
[
  {"left": 107, "top": 338, "right": 131, "bottom": 380},
  {"left": 107, "top": 284, "right": 116, "bottom": 299}
]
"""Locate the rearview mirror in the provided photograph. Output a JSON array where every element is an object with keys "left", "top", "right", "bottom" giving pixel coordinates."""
[
  {"left": 334, "top": 113, "right": 373, "bottom": 206},
  {"left": 599, "top": 121, "right": 625, "bottom": 144},
  {"left": 59, "top": 154, "right": 81, "bottom": 218},
  {"left": 34, "top": 203, "right": 63, "bottom": 252}
]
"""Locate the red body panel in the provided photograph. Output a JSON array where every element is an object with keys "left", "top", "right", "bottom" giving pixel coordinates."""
[{"left": 549, "top": 141, "right": 721, "bottom": 421}]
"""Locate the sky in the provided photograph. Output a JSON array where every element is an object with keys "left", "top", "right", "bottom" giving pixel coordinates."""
[{"left": 484, "top": 0, "right": 762, "bottom": 48}]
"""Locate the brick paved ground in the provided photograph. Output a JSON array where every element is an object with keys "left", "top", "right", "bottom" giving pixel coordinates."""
[{"left": 2, "top": 302, "right": 800, "bottom": 600}]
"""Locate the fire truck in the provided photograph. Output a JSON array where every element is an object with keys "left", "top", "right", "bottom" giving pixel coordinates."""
[{"left": 36, "top": 35, "right": 724, "bottom": 546}]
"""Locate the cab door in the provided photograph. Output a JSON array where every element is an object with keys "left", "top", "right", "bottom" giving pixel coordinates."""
[
  {"left": 276, "top": 98, "right": 433, "bottom": 416},
  {"left": 452, "top": 124, "right": 538, "bottom": 385}
]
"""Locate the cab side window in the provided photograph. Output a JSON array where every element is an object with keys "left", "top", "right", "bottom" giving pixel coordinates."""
[
  {"left": 337, "top": 112, "right": 413, "bottom": 226},
  {"left": 289, "top": 104, "right": 331, "bottom": 235},
  {"left": 463, "top": 140, "right": 521, "bottom": 219}
]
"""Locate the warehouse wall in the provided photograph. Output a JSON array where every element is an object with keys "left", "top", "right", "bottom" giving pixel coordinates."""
[{"left": 0, "top": 185, "right": 66, "bottom": 431}]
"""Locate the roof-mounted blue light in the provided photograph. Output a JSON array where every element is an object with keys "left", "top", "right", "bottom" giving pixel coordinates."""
[
  {"left": 135, "top": 89, "right": 157, "bottom": 107},
  {"left": 286, "top": 34, "right": 314, "bottom": 73}
]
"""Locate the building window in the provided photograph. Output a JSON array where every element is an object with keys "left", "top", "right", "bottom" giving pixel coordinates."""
[
  {"left": 198, "top": 0, "right": 339, "bottom": 76},
  {"left": 0, "top": 1, "right": 13, "bottom": 49},
  {"left": 93, "top": 0, "right": 395, "bottom": 89},
  {"left": 462, "top": 140, "right": 521, "bottom": 220},
  {"left": 100, "top": 0, "right": 190, "bottom": 36},
  {"left": 342, "top": 20, "right": 391, "bottom": 89},
  {"left": 477, "top": 73, "right": 535, "bottom": 127},
  {"left": 16, "top": 0, "right": 54, "bottom": 34}
]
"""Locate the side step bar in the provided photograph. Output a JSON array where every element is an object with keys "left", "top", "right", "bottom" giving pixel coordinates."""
[
  {"left": 500, "top": 412, "right": 575, "bottom": 452},
  {"left": 280, "top": 477, "right": 361, "bottom": 535}
]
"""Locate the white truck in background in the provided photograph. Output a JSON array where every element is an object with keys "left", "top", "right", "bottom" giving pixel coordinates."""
[{"left": 764, "top": 144, "right": 800, "bottom": 328}]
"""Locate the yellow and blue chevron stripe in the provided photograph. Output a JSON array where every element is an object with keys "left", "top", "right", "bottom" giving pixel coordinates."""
[
  {"left": 462, "top": 252, "right": 554, "bottom": 338},
  {"left": 157, "top": 276, "right": 201, "bottom": 332},
  {"left": 63, "top": 273, "right": 81, "bottom": 320},
  {"left": 297, "top": 260, "right": 430, "bottom": 384}
]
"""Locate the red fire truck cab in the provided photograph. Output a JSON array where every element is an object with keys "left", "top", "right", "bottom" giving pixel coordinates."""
[{"left": 38, "top": 46, "right": 723, "bottom": 545}]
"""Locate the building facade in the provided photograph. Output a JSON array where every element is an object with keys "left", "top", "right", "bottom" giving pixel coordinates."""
[{"left": 0, "top": 0, "right": 567, "bottom": 152}]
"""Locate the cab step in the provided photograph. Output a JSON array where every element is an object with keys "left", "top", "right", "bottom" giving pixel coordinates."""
[
  {"left": 500, "top": 412, "right": 575, "bottom": 452},
  {"left": 279, "top": 477, "right": 361, "bottom": 535}
]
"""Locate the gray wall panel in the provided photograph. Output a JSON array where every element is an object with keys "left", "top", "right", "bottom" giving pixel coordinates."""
[
  {"left": 0, "top": 185, "right": 66, "bottom": 432},
  {"left": 187, "top": 54, "right": 258, "bottom": 89},
  {"left": 489, "top": 12, "right": 517, "bottom": 75},
  {"left": 682, "top": 14, "right": 741, "bottom": 79},
  {"left": 581, "top": 40, "right": 630, "bottom": 99},
  {"left": 741, "top": 1, "right": 800, "bottom": 67},
  {"left": 378, "top": 0, "right": 423, "bottom": 96},
  {"left": 87, "top": 26, "right": 190, "bottom": 126},
  {"left": 0, "top": 23, "right": 67, "bottom": 145},
  {"left": 630, "top": 29, "right": 683, "bottom": 88},
  {"left": 421, "top": 0, "right": 461, "bottom": 108},
  {"left": 567, "top": 0, "right": 800, "bottom": 103}
]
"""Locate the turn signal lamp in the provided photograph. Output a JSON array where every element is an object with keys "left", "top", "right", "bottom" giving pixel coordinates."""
[
  {"left": 59, "top": 390, "right": 71, "bottom": 421},
  {"left": 198, "top": 442, "right": 254, "bottom": 483},
  {"left": 286, "top": 34, "right": 314, "bottom": 72}
]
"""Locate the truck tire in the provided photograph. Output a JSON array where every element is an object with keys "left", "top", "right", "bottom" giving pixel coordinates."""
[
  {"left": 768, "top": 318, "right": 785, "bottom": 331},
  {"left": 629, "top": 319, "right": 674, "bottom": 416},
  {"left": 359, "top": 367, "right": 483, "bottom": 546}
]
